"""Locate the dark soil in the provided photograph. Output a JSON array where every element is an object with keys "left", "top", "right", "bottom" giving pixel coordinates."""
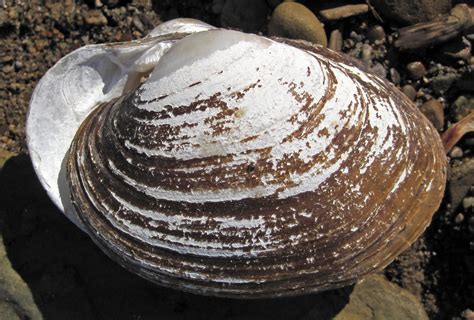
[{"left": 0, "top": 1, "right": 473, "bottom": 319}]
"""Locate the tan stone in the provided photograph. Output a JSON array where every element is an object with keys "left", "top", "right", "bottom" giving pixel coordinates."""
[
  {"left": 268, "top": 2, "right": 327, "bottom": 47},
  {"left": 335, "top": 274, "right": 428, "bottom": 320},
  {"left": 319, "top": 4, "right": 369, "bottom": 21},
  {"left": 419, "top": 99, "right": 444, "bottom": 131}
]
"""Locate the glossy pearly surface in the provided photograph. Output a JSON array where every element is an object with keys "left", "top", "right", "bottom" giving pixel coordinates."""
[
  {"left": 67, "top": 30, "right": 446, "bottom": 297},
  {"left": 26, "top": 19, "right": 214, "bottom": 228}
]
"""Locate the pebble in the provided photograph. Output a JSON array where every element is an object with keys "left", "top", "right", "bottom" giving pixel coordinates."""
[
  {"left": 331, "top": 275, "right": 428, "bottom": 320},
  {"left": 461, "top": 309, "right": 474, "bottom": 320},
  {"left": 371, "top": 63, "right": 387, "bottom": 78},
  {"left": 35, "top": 39, "right": 48, "bottom": 51},
  {"left": 419, "top": 99, "right": 444, "bottom": 131},
  {"left": 349, "top": 31, "right": 364, "bottom": 42},
  {"left": 431, "top": 73, "right": 458, "bottom": 95},
  {"left": 449, "top": 157, "right": 474, "bottom": 210},
  {"left": 370, "top": 0, "right": 452, "bottom": 25},
  {"left": 83, "top": 10, "right": 108, "bottom": 26},
  {"left": 367, "top": 25, "right": 386, "bottom": 43},
  {"left": 14, "top": 60, "right": 23, "bottom": 71},
  {"left": 221, "top": 0, "right": 269, "bottom": 32},
  {"left": 451, "top": 95, "right": 474, "bottom": 122},
  {"left": 132, "top": 16, "right": 145, "bottom": 33},
  {"left": 454, "top": 213, "right": 464, "bottom": 224},
  {"left": 319, "top": 4, "right": 369, "bottom": 21},
  {"left": 449, "top": 146, "right": 463, "bottom": 159},
  {"left": 407, "top": 61, "right": 426, "bottom": 80},
  {"left": 389, "top": 68, "right": 401, "bottom": 85},
  {"left": 463, "top": 197, "right": 474, "bottom": 210},
  {"left": 268, "top": 2, "right": 327, "bottom": 46},
  {"left": 361, "top": 43, "right": 372, "bottom": 64},
  {"left": 328, "top": 29, "right": 343, "bottom": 51},
  {"left": 401, "top": 85, "right": 417, "bottom": 101},
  {"left": 2, "top": 65, "right": 14, "bottom": 74}
]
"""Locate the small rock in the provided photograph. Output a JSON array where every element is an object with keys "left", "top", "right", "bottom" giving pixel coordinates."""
[
  {"left": 449, "top": 146, "right": 463, "bottom": 159},
  {"left": 319, "top": 4, "right": 369, "bottom": 21},
  {"left": 332, "top": 274, "right": 428, "bottom": 320},
  {"left": 367, "top": 25, "right": 386, "bottom": 43},
  {"left": 406, "top": 61, "right": 426, "bottom": 80},
  {"left": 370, "top": 0, "right": 452, "bottom": 25},
  {"left": 329, "top": 29, "right": 343, "bottom": 51},
  {"left": 221, "top": 0, "right": 270, "bottom": 32},
  {"left": 451, "top": 95, "right": 474, "bottom": 122},
  {"left": 438, "top": 37, "right": 472, "bottom": 63},
  {"left": 389, "top": 68, "right": 401, "bottom": 85},
  {"left": 463, "top": 197, "right": 474, "bottom": 210},
  {"left": 461, "top": 309, "right": 474, "bottom": 320},
  {"left": 268, "top": 2, "right": 327, "bottom": 46},
  {"left": 2, "top": 64, "right": 13, "bottom": 74},
  {"left": 449, "top": 157, "right": 474, "bottom": 210},
  {"left": 7, "top": 8, "right": 18, "bottom": 20},
  {"left": 454, "top": 213, "right": 464, "bottom": 224},
  {"left": 419, "top": 99, "right": 444, "bottom": 131},
  {"left": 349, "top": 31, "right": 364, "bottom": 42},
  {"left": 371, "top": 63, "right": 387, "bottom": 78},
  {"left": 34, "top": 39, "right": 48, "bottom": 51},
  {"left": 132, "top": 16, "right": 145, "bottom": 33},
  {"left": 361, "top": 44, "right": 372, "bottom": 64},
  {"left": 14, "top": 60, "right": 23, "bottom": 71},
  {"left": 431, "top": 73, "right": 458, "bottom": 94},
  {"left": 83, "top": 10, "right": 108, "bottom": 26},
  {"left": 401, "top": 85, "right": 417, "bottom": 101}
]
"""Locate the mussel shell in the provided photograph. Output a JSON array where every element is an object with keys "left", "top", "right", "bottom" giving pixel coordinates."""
[{"left": 67, "top": 30, "right": 446, "bottom": 297}]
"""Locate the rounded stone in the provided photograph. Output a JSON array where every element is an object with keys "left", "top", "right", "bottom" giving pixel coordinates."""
[
  {"left": 329, "top": 29, "right": 343, "bottom": 51},
  {"left": 407, "top": 61, "right": 426, "bottom": 80},
  {"left": 361, "top": 44, "right": 372, "bottom": 64},
  {"left": 451, "top": 95, "right": 474, "bottom": 122},
  {"left": 370, "top": 0, "right": 452, "bottom": 25},
  {"left": 401, "top": 85, "right": 417, "bottom": 101},
  {"left": 367, "top": 25, "right": 386, "bottom": 43},
  {"left": 419, "top": 99, "right": 444, "bottom": 131},
  {"left": 268, "top": 2, "right": 328, "bottom": 47},
  {"left": 449, "top": 146, "right": 463, "bottom": 159},
  {"left": 389, "top": 68, "right": 401, "bottom": 85},
  {"left": 463, "top": 197, "right": 474, "bottom": 210}
]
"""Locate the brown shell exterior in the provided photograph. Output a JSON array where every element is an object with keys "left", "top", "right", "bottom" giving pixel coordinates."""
[{"left": 66, "top": 37, "right": 446, "bottom": 298}]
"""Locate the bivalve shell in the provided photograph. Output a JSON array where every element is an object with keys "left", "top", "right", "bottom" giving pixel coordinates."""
[{"left": 29, "top": 20, "right": 447, "bottom": 298}]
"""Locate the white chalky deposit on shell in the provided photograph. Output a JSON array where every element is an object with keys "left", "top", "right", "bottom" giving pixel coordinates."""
[{"left": 27, "top": 19, "right": 447, "bottom": 298}]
